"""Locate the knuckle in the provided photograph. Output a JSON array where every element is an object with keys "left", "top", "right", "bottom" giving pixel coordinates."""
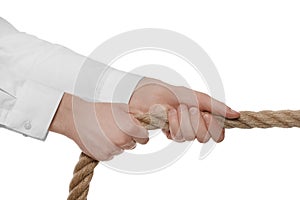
[
  {"left": 174, "top": 136, "right": 185, "bottom": 143},
  {"left": 173, "top": 133, "right": 181, "bottom": 141},
  {"left": 212, "top": 130, "right": 224, "bottom": 143},
  {"left": 217, "top": 133, "right": 225, "bottom": 143},
  {"left": 112, "top": 149, "right": 124, "bottom": 155},
  {"left": 184, "top": 135, "right": 195, "bottom": 141},
  {"left": 203, "top": 136, "right": 210, "bottom": 143},
  {"left": 196, "top": 136, "right": 205, "bottom": 143},
  {"left": 104, "top": 155, "right": 114, "bottom": 161},
  {"left": 203, "top": 132, "right": 211, "bottom": 143},
  {"left": 138, "top": 138, "right": 149, "bottom": 145},
  {"left": 217, "top": 138, "right": 224, "bottom": 143},
  {"left": 197, "top": 132, "right": 210, "bottom": 143}
]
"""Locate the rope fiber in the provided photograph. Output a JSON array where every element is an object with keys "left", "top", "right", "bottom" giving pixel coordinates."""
[{"left": 68, "top": 109, "right": 300, "bottom": 200}]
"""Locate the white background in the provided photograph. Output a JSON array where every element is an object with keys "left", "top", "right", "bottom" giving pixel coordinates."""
[{"left": 1, "top": 0, "right": 300, "bottom": 199}]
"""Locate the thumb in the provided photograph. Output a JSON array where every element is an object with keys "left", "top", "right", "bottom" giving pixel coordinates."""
[{"left": 114, "top": 104, "right": 149, "bottom": 139}]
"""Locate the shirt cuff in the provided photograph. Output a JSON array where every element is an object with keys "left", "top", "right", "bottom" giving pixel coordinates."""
[{"left": 3, "top": 80, "right": 63, "bottom": 140}]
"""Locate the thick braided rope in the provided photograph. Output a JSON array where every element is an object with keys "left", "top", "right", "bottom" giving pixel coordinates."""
[{"left": 68, "top": 110, "right": 300, "bottom": 200}]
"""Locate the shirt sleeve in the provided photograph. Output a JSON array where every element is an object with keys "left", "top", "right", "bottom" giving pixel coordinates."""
[
  {"left": 0, "top": 17, "right": 143, "bottom": 104},
  {"left": 0, "top": 68, "right": 63, "bottom": 140},
  {"left": 0, "top": 18, "right": 64, "bottom": 140}
]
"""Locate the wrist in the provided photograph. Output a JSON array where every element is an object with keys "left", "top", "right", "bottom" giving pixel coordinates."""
[
  {"left": 49, "top": 93, "right": 100, "bottom": 158},
  {"left": 49, "top": 93, "right": 75, "bottom": 139}
]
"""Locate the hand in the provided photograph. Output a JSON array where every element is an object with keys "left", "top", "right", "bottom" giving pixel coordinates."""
[
  {"left": 129, "top": 77, "right": 240, "bottom": 143},
  {"left": 50, "top": 93, "right": 149, "bottom": 161}
]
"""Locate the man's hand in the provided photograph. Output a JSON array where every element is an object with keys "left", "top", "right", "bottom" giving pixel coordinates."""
[
  {"left": 50, "top": 93, "right": 149, "bottom": 161},
  {"left": 49, "top": 78, "right": 239, "bottom": 161},
  {"left": 129, "top": 77, "right": 240, "bottom": 143}
]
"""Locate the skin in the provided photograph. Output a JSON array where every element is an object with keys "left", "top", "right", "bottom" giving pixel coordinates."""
[{"left": 49, "top": 77, "right": 240, "bottom": 161}]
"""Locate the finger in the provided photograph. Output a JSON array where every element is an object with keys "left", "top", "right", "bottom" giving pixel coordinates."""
[
  {"left": 115, "top": 104, "right": 149, "bottom": 139},
  {"left": 202, "top": 131, "right": 211, "bottom": 143},
  {"left": 162, "top": 129, "right": 172, "bottom": 140},
  {"left": 121, "top": 140, "right": 137, "bottom": 150},
  {"left": 104, "top": 155, "right": 114, "bottom": 161},
  {"left": 111, "top": 149, "right": 124, "bottom": 156},
  {"left": 178, "top": 104, "right": 195, "bottom": 141},
  {"left": 168, "top": 108, "right": 184, "bottom": 142},
  {"left": 79, "top": 130, "right": 122, "bottom": 160},
  {"left": 133, "top": 137, "right": 149, "bottom": 145},
  {"left": 163, "top": 130, "right": 172, "bottom": 139},
  {"left": 202, "top": 113, "right": 225, "bottom": 143},
  {"left": 189, "top": 107, "right": 210, "bottom": 143},
  {"left": 92, "top": 150, "right": 114, "bottom": 161},
  {"left": 196, "top": 92, "right": 240, "bottom": 118}
]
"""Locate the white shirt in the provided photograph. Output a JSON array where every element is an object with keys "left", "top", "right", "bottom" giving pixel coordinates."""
[{"left": 0, "top": 17, "right": 143, "bottom": 140}]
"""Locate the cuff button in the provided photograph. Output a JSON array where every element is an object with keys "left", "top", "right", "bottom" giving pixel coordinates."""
[{"left": 24, "top": 121, "right": 32, "bottom": 130}]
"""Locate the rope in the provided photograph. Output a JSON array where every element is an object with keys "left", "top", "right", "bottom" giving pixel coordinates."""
[
  {"left": 68, "top": 153, "right": 99, "bottom": 200},
  {"left": 68, "top": 109, "right": 300, "bottom": 200}
]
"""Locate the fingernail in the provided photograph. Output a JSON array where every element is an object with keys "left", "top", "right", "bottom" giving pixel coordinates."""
[
  {"left": 189, "top": 107, "right": 199, "bottom": 115},
  {"left": 228, "top": 107, "right": 240, "bottom": 114}
]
